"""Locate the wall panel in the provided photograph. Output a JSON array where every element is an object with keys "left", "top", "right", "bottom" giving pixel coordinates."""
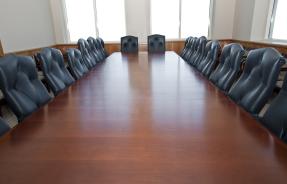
[{"left": 0, "top": 0, "right": 56, "bottom": 52}]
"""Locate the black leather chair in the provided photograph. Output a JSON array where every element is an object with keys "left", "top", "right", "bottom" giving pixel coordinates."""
[
  {"left": 185, "top": 37, "right": 193, "bottom": 46},
  {"left": 260, "top": 74, "right": 287, "bottom": 143},
  {"left": 86, "top": 39, "right": 101, "bottom": 64},
  {"left": 39, "top": 48, "right": 75, "bottom": 96},
  {"left": 188, "top": 36, "right": 207, "bottom": 67},
  {"left": 87, "top": 37, "right": 105, "bottom": 61},
  {"left": 0, "top": 117, "right": 10, "bottom": 136},
  {"left": 183, "top": 37, "right": 198, "bottom": 61},
  {"left": 180, "top": 37, "right": 193, "bottom": 58},
  {"left": 121, "top": 36, "right": 139, "bottom": 53},
  {"left": 0, "top": 55, "right": 52, "bottom": 121},
  {"left": 197, "top": 41, "right": 220, "bottom": 77},
  {"left": 78, "top": 39, "right": 96, "bottom": 69},
  {"left": 96, "top": 37, "right": 108, "bottom": 58},
  {"left": 67, "top": 48, "right": 89, "bottom": 80},
  {"left": 228, "top": 48, "right": 285, "bottom": 115},
  {"left": 148, "top": 34, "right": 166, "bottom": 53},
  {"left": 196, "top": 41, "right": 213, "bottom": 71},
  {"left": 209, "top": 43, "right": 245, "bottom": 92}
]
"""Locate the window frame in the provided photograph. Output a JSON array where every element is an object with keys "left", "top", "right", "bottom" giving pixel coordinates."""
[{"left": 208, "top": 0, "right": 215, "bottom": 39}]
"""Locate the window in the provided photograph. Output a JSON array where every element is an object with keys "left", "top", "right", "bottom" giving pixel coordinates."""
[
  {"left": 64, "top": 0, "right": 97, "bottom": 42},
  {"left": 150, "top": 0, "right": 211, "bottom": 39},
  {"left": 181, "top": 0, "right": 211, "bottom": 38},
  {"left": 151, "top": 0, "right": 180, "bottom": 39},
  {"left": 64, "top": 0, "right": 126, "bottom": 42},
  {"left": 269, "top": 0, "right": 287, "bottom": 40},
  {"left": 63, "top": 0, "right": 211, "bottom": 42},
  {"left": 96, "top": 0, "right": 126, "bottom": 41}
]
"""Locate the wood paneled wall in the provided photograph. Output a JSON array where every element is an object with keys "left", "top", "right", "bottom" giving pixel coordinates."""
[
  {"left": 218, "top": 39, "right": 287, "bottom": 57},
  {"left": 103, "top": 40, "right": 185, "bottom": 55},
  {"left": 13, "top": 47, "right": 52, "bottom": 57},
  {"left": 3, "top": 39, "right": 287, "bottom": 59},
  {"left": 54, "top": 44, "right": 77, "bottom": 54},
  {"left": 1, "top": 40, "right": 185, "bottom": 57}
]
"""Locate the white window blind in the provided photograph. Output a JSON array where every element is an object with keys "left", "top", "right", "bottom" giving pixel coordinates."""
[
  {"left": 181, "top": 0, "right": 211, "bottom": 38},
  {"left": 63, "top": 0, "right": 212, "bottom": 42},
  {"left": 96, "top": 0, "right": 126, "bottom": 41},
  {"left": 64, "top": 0, "right": 97, "bottom": 42},
  {"left": 64, "top": 0, "right": 126, "bottom": 42},
  {"left": 151, "top": 0, "right": 180, "bottom": 39}
]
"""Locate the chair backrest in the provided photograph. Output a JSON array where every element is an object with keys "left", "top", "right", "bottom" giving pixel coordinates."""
[
  {"left": 96, "top": 37, "right": 108, "bottom": 58},
  {"left": 77, "top": 38, "right": 86, "bottom": 53},
  {"left": 261, "top": 75, "right": 287, "bottom": 143},
  {"left": 87, "top": 37, "right": 105, "bottom": 61},
  {"left": 67, "top": 48, "right": 89, "bottom": 80},
  {"left": 39, "top": 48, "right": 75, "bottom": 96},
  {"left": 198, "top": 41, "right": 221, "bottom": 77},
  {"left": 184, "top": 37, "right": 198, "bottom": 61},
  {"left": 209, "top": 43, "right": 245, "bottom": 92},
  {"left": 121, "top": 36, "right": 139, "bottom": 53},
  {"left": 180, "top": 37, "right": 193, "bottom": 57},
  {"left": 189, "top": 36, "right": 207, "bottom": 66},
  {"left": 185, "top": 37, "right": 193, "bottom": 46},
  {"left": 196, "top": 41, "right": 212, "bottom": 71},
  {"left": 228, "top": 48, "right": 285, "bottom": 115},
  {"left": 98, "top": 37, "right": 105, "bottom": 48},
  {"left": 0, "top": 117, "right": 10, "bottom": 136},
  {"left": 0, "top": 55, "right": 51, "bottom": 121},
  {"left": 77, "top": 39, "right": 96, "bottom": 68},
  {"left": 148, "top": 34, "right": 166, "bottom": 53},
  {"left": 85, "top": 39, "right": 101, "bottom": 64}
]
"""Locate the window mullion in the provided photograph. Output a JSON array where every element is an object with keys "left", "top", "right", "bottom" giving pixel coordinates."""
[
  {"left": 93, "top": 0, "right": 99, "bottom": 37},
  {"left": 208, "top": 0, "right": 214, "bottom": 39},
  {"left": 179, "top": 0, "right": 182, "bottom": 39}
]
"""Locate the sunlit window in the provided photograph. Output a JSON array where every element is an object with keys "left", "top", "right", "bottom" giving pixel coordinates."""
[
  {"left": 64, "top": 0, "right": 97, "bottom": 42},
  {"left": 151, "top": 0, "right": 211, "bottom": 39},
  {"left": 64, "top": 0, "right": 126, "bottom": 42},
  {"left": 181, "top": 0, "right": 210, "bottom": 38},
  {"left": 151, "top": 0, "right": 180, "bottom": 39},
  {"left": 64, "top": 0, "right": 211, "bottom": 42},
  {"left": 270, "top": 0, "right": 287, "bottom": 40},
  {"left": 96, "top": 0, "right": 126, "bottom": 41}
]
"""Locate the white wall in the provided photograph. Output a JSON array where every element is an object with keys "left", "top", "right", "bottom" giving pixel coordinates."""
[
  {"left": 0, "top": 0, "right": 56, "bottom": 53},
  {"left": 232, "top": 0, "right": 273, "bottom": 41},
  {"left": 250, "top": 0, "right": 272, "bottom": 41},
  {"left": 211, "top": 0, "right": 236, "bottom": 39},
  {"left": 232, "top": 0, "right": 256, "bottom": 40}
]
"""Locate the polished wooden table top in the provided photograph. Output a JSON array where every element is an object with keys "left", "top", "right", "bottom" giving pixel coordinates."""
[{"left": 0, "top": 52, "right": 287, "bottom": 184}]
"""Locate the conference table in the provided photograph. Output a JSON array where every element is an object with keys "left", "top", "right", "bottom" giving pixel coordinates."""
[{"left": 0, "top": 51, "right": 287, "bottom": 184}]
